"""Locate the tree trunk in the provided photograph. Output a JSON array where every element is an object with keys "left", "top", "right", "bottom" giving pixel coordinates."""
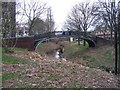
[
  {"left": 110, "top": 30, "right": 113, "bottom": 45},
  {"left": 83, "top": 40, "right": 86, "bottom": 46},
  {"left": 78, "top": 37, "right": 80, "bottom": 45},
  {"left": 83, "top": 30, "right": 86, "bottom": 46}
]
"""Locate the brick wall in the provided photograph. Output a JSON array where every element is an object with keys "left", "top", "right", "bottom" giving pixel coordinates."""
[{"left": 5, "top": 37, "right": 35, "bottom": 51}]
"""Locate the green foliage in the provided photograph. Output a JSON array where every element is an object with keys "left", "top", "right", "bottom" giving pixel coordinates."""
[
  {"left": 99, "top": 66, "right": 114, "bottom": 73},
  {"left": 2, "top": 73, "right": 19, "bottom": 81},
  {"left": 104, "top": 51, "right": 113, "bottom": 61},
  {"left": 2, "top": 47, "right": 26, "bottom": 53},
  {"left": 64, "top": 82, "right": 86, "bottom": 88},
  {"left": 2, "top": 54, "right": 27, "bottom": 64},
  {"left": 82, "top": 56, "right": 97, "bottom": 66},
  {"left": 64, "top": 44, "right": 115, "bottom": 73},
  {"left": 37, "top": 43, "right": 44, "bottom": 49},
  {"left": 13, "top": 48, "right": 26, "bottom": 52},
  {"left": 56, "top": 63, "right": 65, "bottom": 67},
  {"left": 0, "top": 47, "right": 2, "bottom": 63},
  {"left": 64, "top": 43, "right": 88, "bottom": 58},
  {"left": 47, "top": 74, "right": 60, "bottom": 81},
  {"left": 82, "top": 55, "right": 102, "bottom": 69},
  {"left": 82, "top": 50, "right": 114, "bottom": 72}
]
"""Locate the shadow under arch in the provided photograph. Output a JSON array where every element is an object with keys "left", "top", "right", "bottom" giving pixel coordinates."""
[{"left": 82, "top": 38, "right": 96, "bottom": 47}]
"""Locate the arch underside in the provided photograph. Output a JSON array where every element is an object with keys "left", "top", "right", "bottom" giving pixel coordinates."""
[
  {"left": 34, "top": 37, "right": 96, "bottom": 50},
  {"left": 83, "top": 38, "right": 96, "bottom": 47}
]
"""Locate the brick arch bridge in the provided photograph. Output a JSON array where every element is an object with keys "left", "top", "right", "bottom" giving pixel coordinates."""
[
  {"left": 6, "top": 31, "right": 110, "bottom": 50},
  {"left": 34, "top": 31, "right": 96, "bottom": 50}
]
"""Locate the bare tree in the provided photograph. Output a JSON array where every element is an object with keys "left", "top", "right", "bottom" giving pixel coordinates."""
[
  {"left": 30, "top": 18, "right": 47, "bottom": 34},
  {"left": 97, "top": 0, "right": 118, "bottom": 43},
  {"left": 2, "top": 1, "right": 17, "bottom": 53},
  {"left": 45, "top": 7, "right": 55, "bottom": 32},
  {"left": 19, "top": 0, "right": 47, "bottom": 35},
  {"left": 2, "top": 1, "right": 16, "bottom": 38},
  {"left": 64, "top": 2, "right": 98, "bottom": 45}
]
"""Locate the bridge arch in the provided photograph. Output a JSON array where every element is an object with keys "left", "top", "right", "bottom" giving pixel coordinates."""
[
  {"left": 82, "top": 38, "right": 96, "bottom": 47},
  {"left": 34, "top": 37, "right": 69, "bottom": 50},
  {"left": 34, "top": 38, "right": 50, "bottom": 50},
  {"left": 34, "top": 36, "right": 96, "bottom": 50}
]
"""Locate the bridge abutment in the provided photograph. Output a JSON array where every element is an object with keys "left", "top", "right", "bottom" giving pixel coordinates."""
[{"left": 3, "top": 37, "right": 35, "bottom": 51}]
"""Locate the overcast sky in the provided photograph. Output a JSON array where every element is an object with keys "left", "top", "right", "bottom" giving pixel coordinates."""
[
  {"left": 44, "top": 0, "right": 90, "bottom": 30},
  {"left": 18, "top": 0, "right": 97, "bottom": 31},
  {"left": 42, "top": 0, "right": 98, "bottom": 31}
]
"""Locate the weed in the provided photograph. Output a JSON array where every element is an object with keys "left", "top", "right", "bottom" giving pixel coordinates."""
[
  {"left": 99, "top": 66, "right": 114, "bottom": 73},
  {"left": 2, "top": 54, "right": 27, "bottom": 64},
  {"left": 37, "top": 43, "right": 44, "bottom": 49},
  {"left": 64, "top": 43, "right": 88, "bottom": 58},
  {"left": 47, "top": 74, "right": 60, "bottom": 81},
  {"left": 64, "top": 44, "right": 115, "bottom": 73},
  {"left": 64, "top": 82, "right": 86, "bottom": 88},
  {"left": 13, "top": 48, "right": 25, "bottom": 52},
  {"left": 104, "top": 51, "right": 113, "bottom": 61},
  {"left": 0, "top": 47, "right": 2, "bottom": 63},
  {"left": 56, "top": 63, "right": 66, "bottom": 68},
  {"left": 2, "top": 73, "right": 19, "bottom": 81}
]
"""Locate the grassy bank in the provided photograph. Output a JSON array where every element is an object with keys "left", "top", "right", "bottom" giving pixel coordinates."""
[
  {"left": 2, "top": 48, "right": 29, "bottom": 83},
  {"left": 63, "top": 43, "right": 115, "bottom": 73},
  {"left": 2, "top": 48, "right": 40, "bottom": 87},
  {"left": 63, "top": 42, "right": 89, "bottom": 58},
  {"left": 2, "top": 46, "right": 118, "bottom": 88},
  {"left": 36, "top": 41, "right": 115, "bottom": 73}
]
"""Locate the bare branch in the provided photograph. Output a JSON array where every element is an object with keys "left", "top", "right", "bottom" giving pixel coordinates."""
[
  {"left": 19, "top": 1, "right": 47, "bottom": 35},
  {"left": 64, "top": 2, "right": 98, "bottom": 32}
]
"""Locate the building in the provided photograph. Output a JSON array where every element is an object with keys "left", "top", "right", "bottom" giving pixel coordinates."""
[
  {"left": 16, "top": 26, "right": 28, "bottom": 37},
  {"left": 0, "top": 1, "right": 2, "bottom": 38},
  {"left": 2, "top": 1, "right": 16, "bottom": 38}
]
